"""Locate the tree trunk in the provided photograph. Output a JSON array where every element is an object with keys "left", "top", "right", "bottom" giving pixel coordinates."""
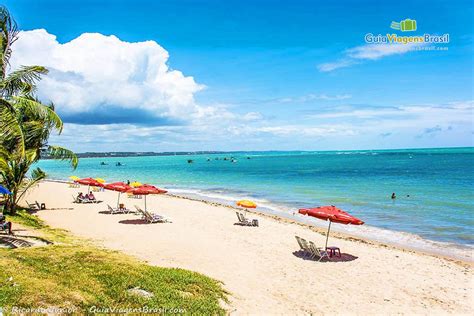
[{"left": 5, "top": 191, "right": 17, "bottom": 215}]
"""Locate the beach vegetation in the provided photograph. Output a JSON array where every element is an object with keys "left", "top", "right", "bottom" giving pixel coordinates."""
[
  {"left": 0, "top": 212, "right": 227, "bottom": 314},
  {"left": 0, "top": 6, "right": 77, "bottom": 215}
]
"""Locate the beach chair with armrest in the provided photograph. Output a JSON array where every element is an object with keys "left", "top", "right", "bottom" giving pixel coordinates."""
[
  {"left": 299, "top": 238, "right": 313, "bottom": 257},
  {"left": 107, "top": 204, "right": 119, "bottom": 214},
  {"left": 72, "top": 195, "right": 93, "bottom": 204},
  {"left": 295, "top": 236, "right": 306, "bottom": 252},
  {"left": 235, "top": 211, "right": 244, "bottom": 224},
  {"left": 309, "top": 241, "right": 330, "bottom": 262},
  {"left": 239, "top": 212, "right": 259, "bottom": 227},
  {"left": 134, "top": 205, "right": 170, "bottom": 223},
  {"left": 107, "top": 204, "right": 129, "bottom": 214},
  {"left": 25, "top": 200, "right": 39, "bottom": 210},
  {"left": 235, "top": 212, "right": 253, "bottom": 226},
  {"left": 35, "top": 201, "right": 43, "bottom": 210}
]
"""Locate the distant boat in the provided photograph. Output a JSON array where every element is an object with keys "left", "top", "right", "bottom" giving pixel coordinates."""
[
  {"left": 100, "top": 162, "right": 108, "bottom": 165},
  {"left": 187, "top": 159, "right": 194, "bottom": 163},
  {"left": 116, "top": 162, "right": 123, "bottom": 166}
]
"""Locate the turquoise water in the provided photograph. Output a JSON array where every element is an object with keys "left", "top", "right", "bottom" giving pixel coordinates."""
[{"left": 36, "top": 147, "right": 474, "bottom": 251}]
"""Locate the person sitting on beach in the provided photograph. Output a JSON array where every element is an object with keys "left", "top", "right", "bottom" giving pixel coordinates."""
[
  {"left": 0, "top": 213, "right": 12, "bottom": 235},
  {"left": 76, "top": 192, "right": 85, "bottom": 201},
  {"left": 87, "top": 191, "right": 96, "bottom": 201}
]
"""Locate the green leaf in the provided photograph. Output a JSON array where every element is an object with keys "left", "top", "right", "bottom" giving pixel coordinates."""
[{"left": 47, "top": 145, "right": 79, "bottom": 169}]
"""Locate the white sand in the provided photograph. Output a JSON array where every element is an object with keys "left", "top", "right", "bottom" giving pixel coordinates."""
[{"left": 22, "top": 181, "right": 473, "bottom": 314}]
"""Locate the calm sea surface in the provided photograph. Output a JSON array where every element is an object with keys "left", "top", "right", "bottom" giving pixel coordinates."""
[{"left": 35, "top": 147, "right": 474, "bottom": 257}]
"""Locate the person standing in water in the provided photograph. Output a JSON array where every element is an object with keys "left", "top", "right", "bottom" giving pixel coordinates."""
[{"left": 391, "top": 193, "right": 396, "bottom": 199}]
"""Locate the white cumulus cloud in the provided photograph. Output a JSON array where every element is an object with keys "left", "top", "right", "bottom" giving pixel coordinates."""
[{"left": 10, "top": 29, "right": 205, "bottom": 117}]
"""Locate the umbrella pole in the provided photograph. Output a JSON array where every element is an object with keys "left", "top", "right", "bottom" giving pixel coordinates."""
[
  {"left": 144, "top": 195, "right": 147, "bottom": 212},
  {"left": 117, "top": 192, "right": 121, "bottom": 209},
  {"left": 325, "top": 221, "right": 332, "bottom": 249}
]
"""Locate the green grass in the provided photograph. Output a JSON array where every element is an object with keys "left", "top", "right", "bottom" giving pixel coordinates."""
[
  {"left": 9, "top": 209, "right": 46, "bottom": 229},
  {"left": 0, "top": 212, "right": 227, "bottom": 314}
]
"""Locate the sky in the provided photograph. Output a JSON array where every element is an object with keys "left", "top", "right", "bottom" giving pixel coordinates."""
[{"left": 4, "top": 0, "right": 474, "bottom": 152}]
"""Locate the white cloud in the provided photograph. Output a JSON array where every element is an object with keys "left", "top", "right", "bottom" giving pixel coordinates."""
[
  {"left": 10, "top": 29, "right": 205, "bottom": 117},
  {"left": 278, "top": 93, "right": 352, "bottom": 103},
  {"left": 318, "top": 43, "right": 424, "bottom": 72},
  {"left": 347, "top": 44, "right": 420, "bottom": 60},
  {"left": 317, "top": 59, "right": 357, "bottom": 72}
]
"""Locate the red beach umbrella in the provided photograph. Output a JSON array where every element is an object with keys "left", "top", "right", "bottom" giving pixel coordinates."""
[
  {"left": 127, "top": 185, "right": 167, "bottom": 212},
  {"left": 104, "top": 182, "right": 132, "bottom": 192},
  {"left": 103, "top": 182, "right": 132, "bottom": 208},
  {"left": 299, "top": 205, "right": 364, "bottom": 248},
  {"left": 76, "top": 177, "right": 104, "bottom": 192}
]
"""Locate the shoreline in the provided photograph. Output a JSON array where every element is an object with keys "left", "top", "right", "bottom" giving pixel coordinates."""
[
  {"left": 168, "top": 192, "right": 474, "bottom": 267},
  {"left": 45, "top": 178, "right": 473, "bottom": 265},
  {"left": 21, "top": 180, "right": 473, "bottom": 314}
]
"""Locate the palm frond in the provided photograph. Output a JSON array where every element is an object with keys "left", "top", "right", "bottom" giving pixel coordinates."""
[
  {"left": 0, "top": 98, "right": 25, "bottom": 155},
  {"left": 16, "top": 167, "right": 47, "bottom": 202},
  {"left": 47, "top": 145, "right": 79, "bottom": 169},
  {"left": 1, "top": 65, "right": 48, "bottom": 96},
  {"left": 0, "top": 6, "right": 19, "bottom": 79},
  {"left": 13, "top": 96, "right": 63, "bottom": 132}
]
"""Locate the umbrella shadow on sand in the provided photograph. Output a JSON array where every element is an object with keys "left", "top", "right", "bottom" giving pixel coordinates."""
[
  {"left": 118, "top": 219, "right": 149, "bottom": 225},
  {"left": 98, "top": 210, "right": 115, "bottom": 215},
  {"left": 292, "top": 250, "right": 358, "bottom": 262}
]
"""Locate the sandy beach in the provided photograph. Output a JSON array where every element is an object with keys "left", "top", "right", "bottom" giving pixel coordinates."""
[{"left": 22, "top": 181, "right": 473, "bottom": 315}]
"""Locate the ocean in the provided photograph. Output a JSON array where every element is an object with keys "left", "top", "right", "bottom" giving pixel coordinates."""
[{"left": 35, "top": 147, "right": 474, "bottom": 259}]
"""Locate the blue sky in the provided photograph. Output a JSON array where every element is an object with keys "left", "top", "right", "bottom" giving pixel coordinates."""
[{"left": 4, "top": 0, "right": 474, "bottom": 152}]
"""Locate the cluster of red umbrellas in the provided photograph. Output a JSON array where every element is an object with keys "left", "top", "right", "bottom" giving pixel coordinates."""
[
  {"left": 73, "top": 178, "right": 167, "bottom": 211},
  {"left": 72, "top": 178, "right": 364, "bottom": 247}
]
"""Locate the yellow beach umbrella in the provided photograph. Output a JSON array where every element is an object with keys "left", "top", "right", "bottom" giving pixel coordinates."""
[
  {"left": 236, "top": 200, "right": 257, "bottom": 209},
  {"left": 95, "top": 178, "right": 106, "bottom": 184},
  {"left": 69, "top": 176, "right": 80, "bottom": 181},
  {"left": 130, "top": 181, "right": 142, "bottom": 188}
]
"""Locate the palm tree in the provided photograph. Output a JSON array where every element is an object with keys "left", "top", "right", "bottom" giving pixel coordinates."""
[{"left": 0, "top": 6, "right": 78, "bottom": 214}]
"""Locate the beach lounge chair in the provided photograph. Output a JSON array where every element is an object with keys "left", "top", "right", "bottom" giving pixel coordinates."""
[
  {"left": 35, "top": 201, "right": 44, "bottom": 210},
  {"left": 72, "top": 195, "right": 93, "bottom": 204},
  {"left": 298, "top": 238, "right": 313, "bottom": 257},
  {"left": 107, "top": 204, "right": 129, "bottom": 214},
  {"left": 127, "top": 193, "right": 142, "bottom": 199},
  {"left": 309, "top": 241, "right": 330, "bottom": 262},
  {"left": 25, "top": 200, "right": 39, "bottom": 210},
  {"left": 235, "top": 212, "right": 251, "bottom": 226},
  {"left": 295, "top": 236, "right": 307, "bottom": 252},
  {"left": 134, "top": 205, "right": 170, "bottom": 223},
  {"left": 237, "top": 212, "right": 259, "bottom": 227}
]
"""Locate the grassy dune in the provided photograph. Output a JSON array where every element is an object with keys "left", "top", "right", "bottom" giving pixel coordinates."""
[{"left": 0, "top": 211, "right": 227, "bottom": 314}]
